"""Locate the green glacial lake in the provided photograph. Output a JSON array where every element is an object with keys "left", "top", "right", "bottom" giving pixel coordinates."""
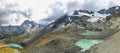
[{"left": 75, "top": 39, "right": 103, "bottom": 51}]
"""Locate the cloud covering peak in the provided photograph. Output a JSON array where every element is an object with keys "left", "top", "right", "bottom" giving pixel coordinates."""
[{"left": 0, "top": 0, "right": 119, "bottom": 26}]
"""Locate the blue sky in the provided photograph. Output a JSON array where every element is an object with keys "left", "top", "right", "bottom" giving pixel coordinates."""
[{"left": 0, "top": 0, "right": 119, "bottom": 26}]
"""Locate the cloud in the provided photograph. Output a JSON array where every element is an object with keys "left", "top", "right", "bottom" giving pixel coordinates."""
[
  {"left": 0, "top": 2, "right": 32, "bottom": 26},
  {"left": 0, "top": 0, "right": 119, "bottom": 25}
]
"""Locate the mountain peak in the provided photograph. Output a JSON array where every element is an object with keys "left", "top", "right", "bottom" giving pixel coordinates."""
[
  {"left": 73, "top": 10, "right": 94, "bottom": 15},
  {"left": 21, "top": 20, "right": 37, "bottom": 28},
  {"left": 98, "top": 6, "right": 120, "bottom": 14}
]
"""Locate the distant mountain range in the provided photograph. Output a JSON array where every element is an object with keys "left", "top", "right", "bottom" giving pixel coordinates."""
[{"left": 0, "top": 20, "right": 44, "bottom": 39}]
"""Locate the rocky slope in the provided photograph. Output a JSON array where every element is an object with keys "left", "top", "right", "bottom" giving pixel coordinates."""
[
  {"left": 0, "top": 20, "right": 44, "bottom": 39},
  {"left": 1, "top": 6, "right": 120, "bottom": 53},
  {"left": 18, "top": 6, "right": 120, "bottom": 53},
  {"left": 88, "top": 13, "right": 120, "bottom": 53}
]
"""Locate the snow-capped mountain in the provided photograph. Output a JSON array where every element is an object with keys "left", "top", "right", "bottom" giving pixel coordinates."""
[
  {"left": 37, "top": 8, "right": 107, "bottom": 32},
  {"left": 98, "top": 6, "right": 120, "bottom": 14}
]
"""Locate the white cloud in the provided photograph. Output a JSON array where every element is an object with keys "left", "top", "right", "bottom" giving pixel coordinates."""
[{"left": 0, "top": 0, "right": 119, "bottom": 26}]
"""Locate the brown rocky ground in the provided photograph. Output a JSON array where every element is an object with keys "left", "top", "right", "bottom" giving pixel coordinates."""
[
  {"left": 22, "top": 39, "right": 82, "bottom": 53},
  {"left": 89, "top": 30, "right": 120, "bottom": 53}
]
